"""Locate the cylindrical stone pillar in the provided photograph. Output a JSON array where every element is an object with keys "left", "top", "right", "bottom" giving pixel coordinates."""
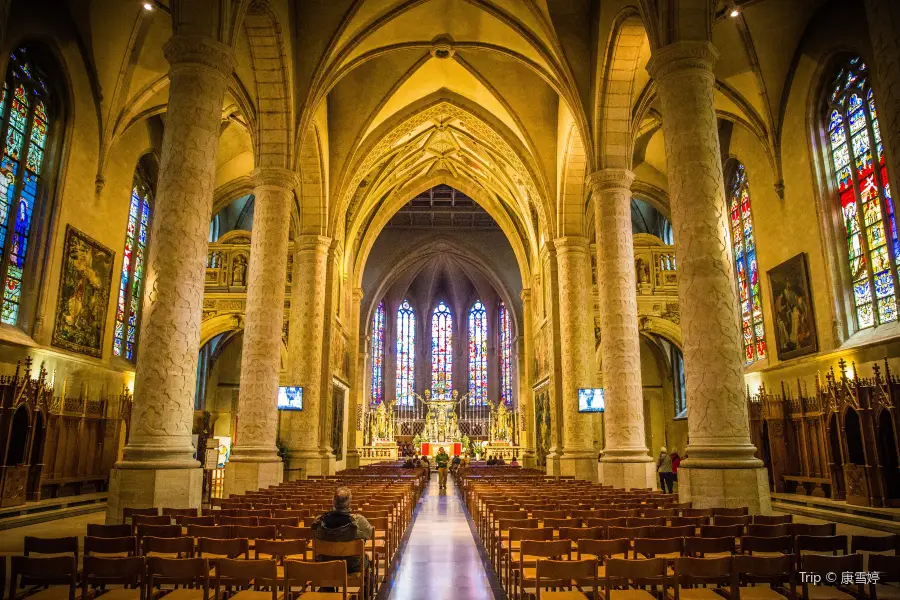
[
  {"left": 591, "top": 169, "right": 656, "bottom": 489},
  {"left": 284, "top": 235, "right": 332, "bottom": 476},
  {"left": 518, "top": 289, "right": 535, "bottom": 468},
  {"left": 554, "top": 236, "right": 598, "bottom": 481},
  {"left": 345, "top": 287, "right": 365, "bottom": 468},
  {"left": 108, "top": 35, "right": 235, "bottom": 523},
  {"left": 863, "top": 0, "right": 900, "bottom": 194},
  {"left": 224, "top": 167, "right": 298, "bottom": 496},
  {"left": 647, "top": 41, "right": 770, "bottom": 512}
]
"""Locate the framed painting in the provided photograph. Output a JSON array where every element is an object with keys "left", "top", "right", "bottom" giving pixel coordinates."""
[
  {"left": 767, "top": 252, "right": 818, "bottom": 361},
  {"left": 51, "top": 225, "right": 115, "bottom": 358}
]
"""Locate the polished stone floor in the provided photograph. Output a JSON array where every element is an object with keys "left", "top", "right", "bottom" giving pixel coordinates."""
[{"left": 386, "top": 476, "right": 496, "bottom": 600}]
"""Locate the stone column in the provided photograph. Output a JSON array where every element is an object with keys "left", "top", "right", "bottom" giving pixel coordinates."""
[
  {"left": 864, "top": 0, "right": 900, "bottom": 193},
  {"left": 647, "top": 41, "right": 770, "bottom": 512},
  {"left": 519, "top": 289, "right": 536, "bottom": 468},
  {"left": 554, "top": 236, "right": 598, "bottom": 481},
  {"left": 107, "top": 35, "right": 235, "bottom": 523},
  {"left": 284, "top": 235, "right": 333, "bottom": 477},
  {"left": 591, "top": 169, "right": 656, "bottom": 489},
  {"left": 224, "top": 167, "right": 297, "bottom": 496},
  {"left": 345, "top": 287, "right": 365, "bottom": 468}
]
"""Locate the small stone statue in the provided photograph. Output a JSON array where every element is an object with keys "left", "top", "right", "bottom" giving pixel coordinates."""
[{"left": 232, "top": 255, "right": 247, "bottom": 286}]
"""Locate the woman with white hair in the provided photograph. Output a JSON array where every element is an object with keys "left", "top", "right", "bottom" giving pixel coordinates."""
[{"left": 657, "top": 446, "right": 674, "bottom": 493}]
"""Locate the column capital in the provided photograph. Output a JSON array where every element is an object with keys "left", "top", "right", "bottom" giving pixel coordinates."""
[
  {"left": 553, "top": 236, "right": 590, "bottom": 254},
  {"left": 352, "top": 287, "right": 364, "bottom": 303},
  {"left": 520, "top": 288, "right": 532, "bottom": 303},
  {"left": 163, "top": 34, "right": 236, "bottom": 77},
  {"left": 295, "top": 234, "right": 332, "bottom": 253},
  {"left": 252, "top": 167, "right": 300, "bottom": 191},
  {"left": 589, "top": 169, "right": 635, "bottom": 193},
  {"left": 646, "top": 41, "right": 718, "bottom": 83}
]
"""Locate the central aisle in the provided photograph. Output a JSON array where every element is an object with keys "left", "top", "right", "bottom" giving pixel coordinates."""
[{"left": 387, "top": 475, "right": 495, "bottom": 600}]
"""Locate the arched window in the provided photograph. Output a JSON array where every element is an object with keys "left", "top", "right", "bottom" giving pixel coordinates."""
[
  {"left": 395, "top": 299, "right": 415, "bottom": 406},
  {"left": 726, "top": 162, "right": 767, "bottom": 363},
  {"left": 467, "top": 300, "right": 488, "bottom": 405},
  {"left": 499, "top": 301, "right": 513, "bottom": 406},
  {"left": 370, "top": 301, "right": 385, "bottom": 405},
  {"left": 824, "top": 56, "right": 897, "bottom": 329},
  {"left": 431, "top": 301, "right": 453, "bottom": 400},
  {"left": 113, "top": 158, "right": 155, "bottom": 361},
  {"left": 0, "top": 48, "right": 53, "bottom": 326}
]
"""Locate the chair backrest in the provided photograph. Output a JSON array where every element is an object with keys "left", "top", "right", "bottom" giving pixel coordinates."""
[
  {"left": 274, "top": 509, "right": 309, "bottom": 520},
  {"left": 683, "top": 508, "right": 713, "bottom": 521},
  {"left": 712, "top": 507, "right": 748, "bottom": 517},
  {"left": 683, "top": 536, "right": 735, "bottom": 557},
  {"left": 123, "top": 507, "right": 159, "bottom": 523},
  {"left": 647, "top": 525, "right": 695, "bottom": 539},
  {"left": 146, "top": 557, "right": 210, "bottom": 593},
  {"left": 790, "top": 522, "right": 836, "bottom": 537},
  {"left": 133, "top": 515, "right": 172, "bottom": 527},
  {"left": 219, "top": 516, "right": 259, "bottom": 526},
  {"left": 519, "top": 540, "right": 571, "bottom": 562},
  {"left": 627, "top": 517, "right": 666, "bottom": 528},
  {"left": 747, "top": 523, "right": 790, "bottom": 538},
  {"left": 284, "top": 560, "right": 347, "bottom": 598},
  {"left": 869, "top": 554, "right": 900, "bottom": 584},
  {"left": 795, "top": 534, "right": 848, "bottom": 555},
  {"left": 312, "top": 539, "right": 365, "bottom": 564},
  {"left": 24, "top": 536, "right": 78, "bottom": 558},
  {"left": 189, "top": 525, "right": 231, "bottom": 539},
  {"left": 196, "top": 537, "right": 249, "bottom": 559},
  {"left": 10, "top": 555, "right": 77, "bottom": 600},
  {"left": 255, "top": 539, "right": 307, "bottom": 562},
  {"left": 233, "top": 525, "right": 277, "bottom": 541},
  {"left": 558, "top": 526, "right": 603, "bottom": 543},
  {"left": 534, "top": 559, "right": 597, "bottom": 598},
  {"left": 532, "top": 510, "right": 568, "bottom": 519},
  {"left": 260, "top": 517, "right": 300, "bottom": 528},
  {"left": 137, "top": 525, "right": 183, "bottom": 540},
  {"left": 577, "top": 538, "right": 629, "bottom": 560},
  {"left": 214, "top": 558, "right": 277, "bottom": 595},
  {"left": 84, "top": 536, "right": 136, "bottom": 557},
  {"left": 280, "top": 526, "right": 314, "bottom": 541},
  {"left": 643, "top": 508, "right": 676, "bottom": 518},
  {"left": 752, "top": 514, "right": 792, "bottom": 526},
  {"left": 606, "top": 509, "right": 638, "bottom": 518},
  {"left": 179, "top": 516, "right": 216, "bottom": 527},
  {"left": 714, "top": 515, "right": 750, "bottom": 528},
  {"left": 733, "top": 554, "right": 793, "bottom": 587},
  {"left": 608, "top": 526, "right": 650, "bottom": 540},
  {"left": 800, "top": 553, "right": 863, "bottom": 596},
  {"left": 670, "top": 517, "right": 705, "bottom": 529},
  {"left": 87, "top": 523, "right": 133, "bottom": 538},
  {"left": 142, "top": 536, "right": 195, "bottom": 557},
  {"left": 162, "top": 508, "right": 198, "bottom": 518},
  {"left": 605, "top": 557, "right": 667, "bottom": 590},
  {"left": 587, "top": 517, "right": 626, "bottom": 528},
  {"left": 498, "top": 518, "right": 539, "bottom": 532},
  {"left": 82, "top": 556, "right": 145, "bottom": 595},
  {"left": 741, "top": 535, "right": 793, "bottom": 555},
  {"left": 850, "top": 533, "right": 898, "bottom": 554},
  {"left": 634, "top": 537, "right": 683, "bottom": 559},
  {"left": 699, "top": 524, "right": 742, "bottom": 539},
  {"left": 673, "top": 556, "right": 733, "bottom": 591}
]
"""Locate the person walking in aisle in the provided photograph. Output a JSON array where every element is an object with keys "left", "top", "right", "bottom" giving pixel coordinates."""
[
  {"left": 435, "top": 446, "right": 450, "bottom": 489},
  {"left": 657, "top": 446, "right": 674, "bottom": 493}
]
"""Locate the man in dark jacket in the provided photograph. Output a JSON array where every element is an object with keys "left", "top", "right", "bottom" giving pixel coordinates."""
[{"left": 311, "top": 487, "right": 374, "bottom": 574}]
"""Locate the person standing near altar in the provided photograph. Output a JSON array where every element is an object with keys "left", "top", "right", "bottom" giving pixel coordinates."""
[{"left": 436, "top": 447, "right": 450, "bottom": 488}]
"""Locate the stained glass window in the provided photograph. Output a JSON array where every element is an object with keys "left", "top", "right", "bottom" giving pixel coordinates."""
[
  {"left": 431, "top": 301, "right": 453, "bottom": 400},
  {"left": 395, "top": 299, "right": 415, "bottom": 406},
  {"left": 499, "top": 301, "right": 513, "bottom": 406},
  {"left": 467, "top": 300, "right": 488, "bottom": 405},
  {"left": 370, "top": 301, "right": 385, "bottom": 405},
  {"left": 726, "top": 162, "right": 767, "bottom": 364},
  {"left": 0, "top": 48, "right": 52, "bottom": 326},
  {"left": 825, "top": 56, "right": 898, "bottom": 329},
  {"left": 113, "top": 166, "right": 153, "bottom": 361}
]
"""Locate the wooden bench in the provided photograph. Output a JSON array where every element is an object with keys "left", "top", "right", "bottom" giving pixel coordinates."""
[{"left": 782, "top": 475, "right": 831, "bottom": 498}]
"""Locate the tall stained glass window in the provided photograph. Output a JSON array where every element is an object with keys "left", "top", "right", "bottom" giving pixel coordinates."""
[
  {"left": 727, "top": 162, "right": 767, "bottom": 363},
  {"left": 370, "top": 301, "right": 385, "bottom": 405},
  {"left": 499, "top": 301, "right": 513, "bottom": 406},
  {"left": 395, "top": 299, "right": 415, "bottom": 406},
  {"left": 0, "top": 48, "right": 52, "bottom": 325},
  {"left": 467, "top": 300, "right": 488, "bottom": 405},
  {"left": 431, "top": 301, "right": 453, "bottom": 399},
  {"left": 113, "top": 166, "right": 153, "bottom": 361},
  {"left": 825, "top": 56, "right": 897, "bottom": 329}
]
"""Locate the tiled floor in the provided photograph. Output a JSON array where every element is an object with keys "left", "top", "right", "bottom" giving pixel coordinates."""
[{"left": 386, "top": 476, "right": 495, "bottom": 600}]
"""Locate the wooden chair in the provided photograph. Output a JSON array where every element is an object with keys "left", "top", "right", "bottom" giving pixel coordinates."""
[
  {"left": 850, "top": 534, "right": 898, "bottom": 555},
  {"left": 799, "top": 553, "right": 863, "bottom": 600},
  {"left": 670, "top": 556, "right": 734, "bottom": 600},
  {"left": 700, "top": 524, "right": 743, "bottom": 540},
  {"left": 682, "top": 509, "right": 713, "bottom": 524},
  {"left": 255, "top": 539, "right": 308, "bottom": 578},
  {"left": 868, "top": 554, "right": 900, "bottom": 600},
  {"left": 604, "top": 558, "right": 668, "bottom": 600},
  {"left": 713, "top": 507, "right": 748, "bottom": 517},
  {"left": 132, "top": 515, "right": 172, "bottom": 530},
  {"left": 534, "top": 558, "right": 598, "bottom": 600},
  {"left": 670, "top": 517, "right": 706, "bottom": 532},
  {"left": 87, "top": 524, "right": 133, "bottom": 538},
  {"left": 576, "top": 538, "right": 629, "bottom": 577},
  {"left": 311, "top": 539, "right": 367, "bottom": 600},
  {"left": 9, "top": 556, "right": 77, "bottom": 600},
  {"left": 753, "top": 515, "right": 792, "bottom": 526},
  {"left": 366, "top": 516, "right": 391, "bottom": 583},
  {"left": 188, "top": 525, "right": 232, "bottom": 540},
  {"left": 82, "top": 556, "right": 145, "bottom": 600},
  {"left": 509, "top": 530, "right": 557, "bottom": 599},
  {"left": 84, "top": 536, "right": 136, "bottom": 557},
  {"left": 260, "top": 517, "right": 300, "bottom": 529},
  {"left": 233, "top": 525, "right": 277, "bottom": 548},
  {"left": 163, "top": 508, "right": 198, "bottom": 519},
  {"left": 790, "top": 522, "right": 836, "bottom": 537},
  {"left": 794, "top": 534, "right": 848, "bottom": 570},
  {"left": 214, "top": 558, "right": 280, "bottom": 600},
  {"left": 628, "top": 517, "right": 666, "bottom": 528},
  {"left": 587, "top": 517, "right": 626, "bottom": 529},
  {"left": 146, "top": 557, "right": 210, "bottom": 600},
  {"left": 732, "top": 555, "right": 795, "bottom": 600},
  {"left": 196, "top": 537, "right": 250, "bottom": 560},
  {"left": 283, "top": 560, "right": 348, "bottom": 600},
  {"left": 748, "top": 524, "right": 791, "bottom": 538},
  {"left": 142, "top": 536, "right": 195, "bottom": 558},
  {"left": 741, "top": 535, "right": 793, "bottom": 557},
  {"left": 559, "top": 527, "right": 603, "bottom": 553},
  {"left": 634, "top": 537, "right": 683, "bottom": 561},
  {"left": 683, "top": 536, "right": 735, "bottom": 558},
  {"left": 279, "top": 527, "right": 315, "bottom": 560},
  {"left": 219, "top": 516, "right": 259, "bottom": 527},
  {"left": 179, "top": 516, "right": 216, "bottom": 528},
  {"left": 544, "top": 517, "right": 582, "bottom": 531},
  {"left": 122, "top": 507, "right": 158, "bottom": 525},
  {"left": 273, "top": 509, "right": 308, "bottom": 521},
  {"left": 23, "top": 536, "right": 78, "bottom": 560},
  {"left": 608, "top": 526, "right": 651, "bottom": 540},
  {"left": 715, "top": 515, "right": 751, "bottom": 531},
  {"left": 647, "top": 526, "right": 695, "bottom": 540}
]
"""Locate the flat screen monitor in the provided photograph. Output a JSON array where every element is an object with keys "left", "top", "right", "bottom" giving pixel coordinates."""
[
  {"left": 578, "top": 388, "right": 604, "bottom": 413},
  {"left": 277, "top": 386, "right": 303, "bottom": 411}
]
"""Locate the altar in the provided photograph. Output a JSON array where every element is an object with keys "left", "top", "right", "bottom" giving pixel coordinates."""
[{"left": 420, "top": 442, "right": 462, "bottom": 457}]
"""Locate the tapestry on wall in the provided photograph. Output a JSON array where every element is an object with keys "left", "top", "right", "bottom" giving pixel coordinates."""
[
  {"left": 51, "top": 225, "right": 115, "bottom": 358},
  {"left": 767, "top": 252, "right": 818, "bottom": 361}
]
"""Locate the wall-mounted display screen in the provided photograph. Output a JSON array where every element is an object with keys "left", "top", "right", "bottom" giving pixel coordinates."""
[
  {"left": 277, "top": 386, "right": 303, "bottom": 410},
  {"left": 578, "top": 388, "right": 604, "bottom": 413}
]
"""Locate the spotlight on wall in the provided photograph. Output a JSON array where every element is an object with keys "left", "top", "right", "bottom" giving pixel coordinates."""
[
  {"left": 143, "top": 2, "right": 154, "bottom": 10},
  {"left": 729, "top": 7, "right": 740, "bottom": 17}
]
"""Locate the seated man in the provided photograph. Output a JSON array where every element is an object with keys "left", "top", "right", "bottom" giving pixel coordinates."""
[
  {"left": 450, "top": 453, "right": 462, "bottom": 474},
  {"left": 311, "top": 487, "right": 373, "bottom": 576}
]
